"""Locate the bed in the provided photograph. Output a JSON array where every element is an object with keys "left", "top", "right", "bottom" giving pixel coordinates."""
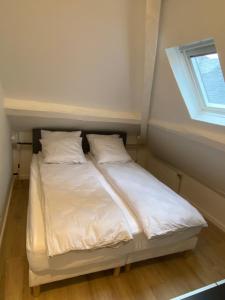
[{"left": 26, "top": 128, "right": 206, "bottom": 296}]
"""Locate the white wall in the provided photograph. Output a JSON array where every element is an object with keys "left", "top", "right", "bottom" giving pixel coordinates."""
[
  {"left": 0, "top": 0, "right": 147, "bottom": 177},
  {"left": 0, "top": 0, "right": 145, "bottom": 114},
  {"left": 0, "top": 84, "right": 12, "bottom": 228},
  {"left": 147, "top": 152, "right": 225, "bottom": 232},
  {"left": 149, "top": 0, "right": 225, "bottom": 194}
]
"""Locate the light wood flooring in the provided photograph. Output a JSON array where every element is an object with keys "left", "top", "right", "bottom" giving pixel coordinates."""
[{"left": 1, "top": 180, "right": 225, "bottom": 300}]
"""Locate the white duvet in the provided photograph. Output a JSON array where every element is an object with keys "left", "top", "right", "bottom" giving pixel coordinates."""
[
  {"left": 94, "top": 160, "right": 207, "bottom": 240},
  {"left": 37, "top": 155, "right": 132, "bottom": 257}
]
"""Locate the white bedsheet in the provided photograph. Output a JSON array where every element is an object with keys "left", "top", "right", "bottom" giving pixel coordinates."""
[
  {"left": 92, "top": 158, "right": 207, "bottom": 240},
  {"left": 27, "top": 155, "right": 203, "bottom": 274},
  {"left": 27, "top": 155, "right": 137, "bottom": 272},
  {"left": 36, "top": 154, "right": 133, "bottom": 256}
]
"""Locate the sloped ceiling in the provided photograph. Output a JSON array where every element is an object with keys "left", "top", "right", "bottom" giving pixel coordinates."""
[{"left": 149, "top": 0, "right": 225, "bottom": 193}]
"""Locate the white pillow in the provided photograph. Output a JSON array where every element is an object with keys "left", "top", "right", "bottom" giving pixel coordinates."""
[
  {"left": 41, "top": 130, "right": 81, "bottom": 140},
  {"left": 41, "top": 136, "right": 86, "bottom": 164},
  {"left": 87, "top": 135, "right": 131, "bottom": 163},
  {"left": 87, "top": 134, "right": 119, "bottom": 155}
]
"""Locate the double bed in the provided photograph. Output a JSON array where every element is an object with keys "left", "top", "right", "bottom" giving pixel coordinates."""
[{"left": 27, "top": 129, "right": 207, "bottom": 296}]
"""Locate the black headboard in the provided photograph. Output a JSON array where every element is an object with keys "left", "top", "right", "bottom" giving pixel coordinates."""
[{"left": 32, "top": 128, "right": 127, "bottom": 154}]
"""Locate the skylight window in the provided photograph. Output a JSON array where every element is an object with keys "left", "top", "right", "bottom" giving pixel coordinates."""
[
  {"left": 166, "top": 39, "right": 225, "bottom": 126},
  {"left": 188, "top": 47, "right": 225, "bottom": 108},
  {"left": 191, "top": 53, "right": 225, "bottom": 106}
]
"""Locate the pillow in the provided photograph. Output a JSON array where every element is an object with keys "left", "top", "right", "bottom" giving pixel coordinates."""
[
  {"left": 41, "top": 130, "right": 81, "bottom": 140},
  {"left": 41, "top": 136, "right": 86, "bottom": 164},
  {"left": 87, "top": 134, "right": 119, "bottom": 155},
  {"left": 87, "top": 135, "right": 131, "bottom": 163}
]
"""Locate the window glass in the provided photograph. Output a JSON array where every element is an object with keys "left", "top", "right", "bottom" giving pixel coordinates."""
[{"left": 191, "top": 53, "right": 225, "bottom": 106}]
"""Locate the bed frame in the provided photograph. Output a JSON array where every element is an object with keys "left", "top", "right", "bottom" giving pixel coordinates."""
[{"left": 28, "top": 128, "right": 199, "bottom": 297}]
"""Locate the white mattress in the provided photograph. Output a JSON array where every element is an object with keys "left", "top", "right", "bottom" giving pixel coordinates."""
[{"left": 27, "top": 154, "right": 202, "bottom": 274}]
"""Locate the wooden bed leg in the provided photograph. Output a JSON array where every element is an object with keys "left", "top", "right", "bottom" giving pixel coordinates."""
[
  {"left": 113, "top": 267, "right": 121, "bottom": 277},
  {"left": 125, "top": 263, "right": 131, "bottom": 272},
  {"left": 31, "top": 286, "right": 40, "bottom": 297}
]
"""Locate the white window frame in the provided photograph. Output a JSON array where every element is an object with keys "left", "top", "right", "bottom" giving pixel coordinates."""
[
  {"left": 182, "top": 40, "right": 225, "bottom": 113},
  {"left": 166, "top": 38, "right": 225, "bottom": 127}
]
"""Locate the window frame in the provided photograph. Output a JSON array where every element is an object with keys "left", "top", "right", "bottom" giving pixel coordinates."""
[
  {"left": 181, "top": 40, "right": 225, "bottom": 114},
  {"left": 165, "top": 38, "right": 225, "bottom": 127}
]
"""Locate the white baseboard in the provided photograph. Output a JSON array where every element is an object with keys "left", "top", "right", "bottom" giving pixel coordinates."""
[{"left": 0, "top": 175, "right": 16, "bottom": 249}]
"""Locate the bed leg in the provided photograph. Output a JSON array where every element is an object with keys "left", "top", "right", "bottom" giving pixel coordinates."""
[
  {"left": 113, "top": 267, "right": 121, "bottom": 277},
  {"left": 125, "top": 263, "right": 131, "bottom": 272},
  {"left": 31, "top": 285, "right": 40, "bottom": 297}
]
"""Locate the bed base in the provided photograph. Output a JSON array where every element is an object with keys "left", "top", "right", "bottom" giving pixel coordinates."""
[
  {"left": 31, "top": 266, "right": 122, "bottom": 297},
  {"left": 113, "top": 266, "right": 121, "bottom": 277},
  {"left": 125, "top": 263, "right": 131, "bottom": 272},
  {"left": 31, "top": 286, "right": 41, "bottom": 297},
  {"left": 29, "top": 236, "right": 198, "bottom": 296}
]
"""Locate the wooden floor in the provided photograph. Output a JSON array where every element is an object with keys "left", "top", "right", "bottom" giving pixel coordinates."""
[{"left": 1, "top": 180, "right": 225, "bottom": 300}]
